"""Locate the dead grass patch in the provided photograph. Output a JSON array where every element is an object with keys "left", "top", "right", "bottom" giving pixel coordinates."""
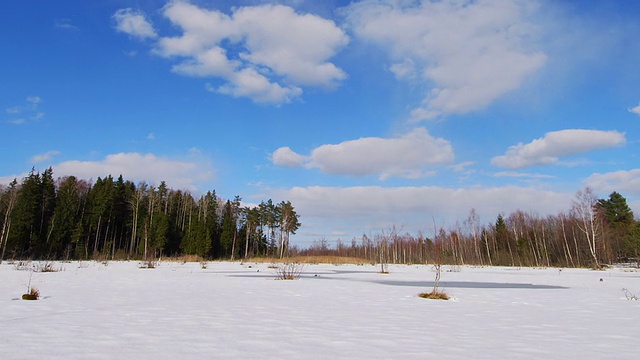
[
  {"left": 22, "top": 287, "right": 40, "bottom": 300},
  {"left": 251, "top": 256, "right": 369, "bottom": 265},
  {"left": 418, "top": 290, "right": 450, "bottom": 300}
]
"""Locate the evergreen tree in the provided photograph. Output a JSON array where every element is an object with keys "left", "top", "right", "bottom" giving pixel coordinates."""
[
  {"left": 10, "top": 169, "right": 42, "bottom": 257},
  {"left": 598, "top": 192, "right": 637, "bottom": 260},
  {"left": 598, "top": 192, "right": 634, "bottom": 228},
  {"left": 220, "top": 201, "right": 235, "bottom": 257},
  {"left": 47, "top": 176, "right": 82, "bottom": 258}
]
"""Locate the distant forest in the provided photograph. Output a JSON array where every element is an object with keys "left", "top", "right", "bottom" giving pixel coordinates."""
[
  {"left": 1, "top": 167, "right": 639, "bottom": 268},
  {"left": 0, "top": 167, "right": 300, "bottom": 261},
  {"left": 300, "top": 188, "right": 640, "bottom": 268}
]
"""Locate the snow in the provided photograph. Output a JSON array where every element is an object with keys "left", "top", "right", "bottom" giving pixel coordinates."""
[{"left": 1, "top": 261, "right": 638, "bottom": 359}]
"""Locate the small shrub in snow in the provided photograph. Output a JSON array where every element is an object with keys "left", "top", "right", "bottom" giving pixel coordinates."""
[
  {"left": 14, "top": 261, "right": 31, "bottom": 271},
  {"left": 22, "top": 287, "right": 40, "bottom": 301},
  {"left": 418, "top": 290, "right": 450, "bottom": 300},
  {"left": 275, "top": 263, "right": 304, "bottom": 280},
  {"left": 34, "top": 262, "right": 63, "bottom": 273},
  {"left": 139, "top": 260, "right": 158, "bottom": 269},
  {"left": 419, "top": 263, "right": 451, "bottom": 300},
  {"left": 22, "top": 266, "right": 40, "bottom": 300}
]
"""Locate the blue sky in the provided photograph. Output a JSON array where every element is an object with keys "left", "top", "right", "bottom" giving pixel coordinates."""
[{"left": 2, "top": 0, "right": 639, "bottom": 246}]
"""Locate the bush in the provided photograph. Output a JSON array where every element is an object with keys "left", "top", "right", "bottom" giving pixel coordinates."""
[
  {"left": 275, "top": 263, "right": 304, "bottom": 280},
  {"left": 22, "top": 287, "right": 40, "bottom": 301},
  {"left": 139, "top": 260, "right": 158, "bottom": 269},
  {"left": 34, "top": 262, "right": 62, "bottom": 273}
]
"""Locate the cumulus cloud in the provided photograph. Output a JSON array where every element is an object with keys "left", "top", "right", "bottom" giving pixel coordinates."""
[
  {"left": 268, "top": 185, "right": 572, "bottom": 242},
  {"left": 585, "top": 169, "right": 640, "bottom": 196},
  {"left": 115, "top": 2, "right": 348, "bottom": 104},
  {"left": 271, "top": 146, "right": 308, "bottom": 168},
  {"left": 491, "top": 129, "right": 626, "bottom": 169},
  {"left": 113, "top": 8, "right": 158, "bottom": 40},
  {"left": 343, "top": 0, "right": 546, "bottom": 120},
  {"left": 271, "top": 127, "right": 454, "bottom": 179},
  {"left": 49, "top": 152, "right": 213, "bottom": 191}
]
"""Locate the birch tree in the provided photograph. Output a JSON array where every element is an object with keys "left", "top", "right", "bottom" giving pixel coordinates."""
[{"left": 572, "top": 188, "right": 601, "bottom": 268}]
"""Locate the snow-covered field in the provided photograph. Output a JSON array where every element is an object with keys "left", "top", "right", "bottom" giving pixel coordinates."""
[{"left": 1, "top": 261, "right": 638, "bottom": 359}]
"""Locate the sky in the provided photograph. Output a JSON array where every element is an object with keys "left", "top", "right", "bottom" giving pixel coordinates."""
[{"left": 1, "top": 0, "right": 640, "bottom": 246}]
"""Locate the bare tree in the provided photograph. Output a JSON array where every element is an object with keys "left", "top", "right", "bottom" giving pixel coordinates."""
[
  {"left": 0, "top": 180, "right": 18, "bottom": 263},
  {"left": 572, "top": 188, "right": 601, "bottom": 268}
]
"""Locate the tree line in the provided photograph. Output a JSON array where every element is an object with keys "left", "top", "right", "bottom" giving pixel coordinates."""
[
  {"left": 299, "top": 189, "right": 640, "bottom": 268},
  {"left": 0, "top": 168, "right": 300, "bottom": 261}
]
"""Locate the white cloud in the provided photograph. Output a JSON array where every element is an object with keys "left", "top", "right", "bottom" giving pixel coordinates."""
[
  {"left": 50, "top": 152, "right": 213, "bottom": 191},
  {"left": 268, "top": 185, "right": 572, "bottom": 243},
  {"left": 31, "top": 150, "right": 61, "bottom": 164},
  {"left": 271, "top": 127, "right": 454, "bottom": 179},
  {"left": 271, "top": 146, "right": 308, "bottom": 168},
  {"left": 118, "top": 2, "right": 348, "bottom": 104},
  {"left": 493, "top": 171, "right": 554, "bottom": 179},
  {"left": 448, "top": 161, "right": 475, "bottom": 173},
  {"left": 491, "top": 129, "right": 626, "bottom": 169},
  {"left": 55, "top": 19, "right": 79, "bottom": 31},
  {"left": 629, "top": 103, "right": 640, "bottom": 116},
  {"left": 5, "top": 96, "right": 44, "bottom": 124},
  {"left": 343, "top": 0, "right": 546, "bottom": 120},
  {"left": 6, "top": 106, "right": 21, "bottom": 114},
  {"left": 113, "top": 8, "right": 158, "bottom": 40},
  {"left": 26, "top": 96, "right": 41, "bottom": 108},
  {"left": 585, "top": 169, "right": 640, "bottom": 196},
  {"left": 8, "top": 118, "right": 25, "bottom": 125}
]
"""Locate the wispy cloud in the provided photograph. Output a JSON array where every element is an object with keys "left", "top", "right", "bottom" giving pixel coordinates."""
[
  {"left": 55, "top": 18, "right": 79, "bottom": 31},
  {"left": 343, "top": 0, "right": 546, "bottom": 121},
  {"left": 491, "top": 129, "right": 626, "bottom": 169},
  {"left": 26, "top": 96, "right": 41, "bottom": 108},
  {"left": 629, "top": 103, "right": 640, "bottom": 116},
  {"left": 31, "top": 150, "right": 61, "bottom": 164},
  {"left": 5, "top": 96, "right": 44, "bottom": 125},
  {"left": 5, "top": 106, "right": 21, "bottom": 114},
  {"left": 493, "top": 171, "right": 555, "bottom": 179}
]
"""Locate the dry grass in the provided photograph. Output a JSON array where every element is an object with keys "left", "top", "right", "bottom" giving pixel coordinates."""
[
  {"left": 250, "top": 256, "right": 370, "bottom": 265},
  {"left": 418, "top": 290, "right": 450, "bottom": 300},
  {"left": 138, "top": 260, "right": 158, "bottom": 269},
  {"left": 162, "top": 255, "right": 205, "bottom": 263},
  {"left": 34, "top": 262, "right": 63, "bottom": 273},
  {"left": 22, "top": 287, "right": 40, "bottom": 300}
]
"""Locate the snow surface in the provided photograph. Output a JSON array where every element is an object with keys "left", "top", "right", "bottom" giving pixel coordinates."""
[{"left": 1, "top": 261, "right": 638, "bottom": 359}]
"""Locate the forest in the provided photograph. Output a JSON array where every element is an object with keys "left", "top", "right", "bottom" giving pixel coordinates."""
[
  {"left": 300, "top": 189, "right": 640, "bottom": 268},
  {"left": 1, "top": 167, "right": 639, "bottom": 268},
  {"left": 0, "top": 168, "right": 300, "bottom": 261}
]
